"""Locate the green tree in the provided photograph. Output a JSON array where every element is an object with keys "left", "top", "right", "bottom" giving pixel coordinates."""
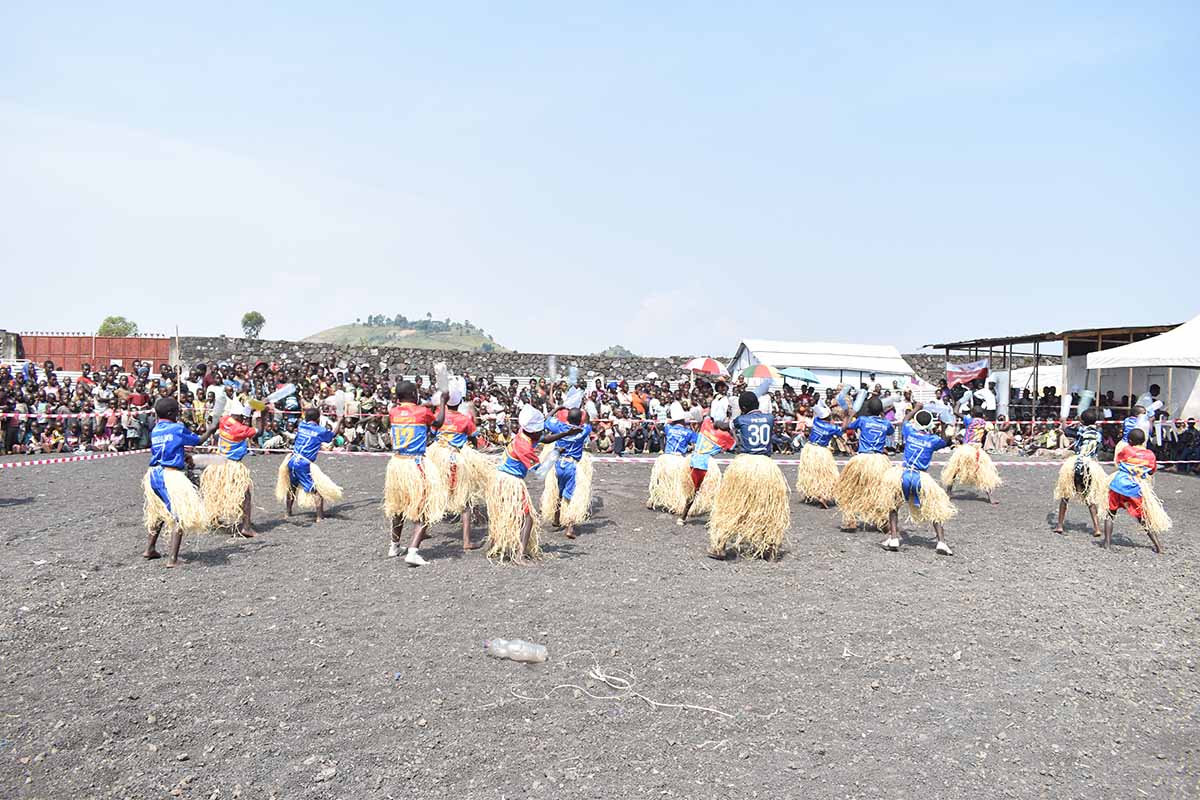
[
  {"left": 241, "top": 311, "right": 266, "bottom": 339},
  {"left": 97, "top": 316, "right": 138, "bottom": 337}
]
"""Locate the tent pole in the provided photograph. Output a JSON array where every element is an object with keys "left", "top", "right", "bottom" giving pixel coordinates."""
[
  {"left": 1168, "top": 367, "right": 1173, "bottom": 417},
  {"left": 1096, "top": 332, "right": 1103, "bottom": 402},
  {"left": 1033, "top": 342, "right": 1039, "bottom": 419}
]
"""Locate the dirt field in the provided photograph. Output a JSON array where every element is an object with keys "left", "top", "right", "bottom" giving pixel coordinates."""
[{"left": 1, "top": 453, "right": 1197, "bottom": 799}]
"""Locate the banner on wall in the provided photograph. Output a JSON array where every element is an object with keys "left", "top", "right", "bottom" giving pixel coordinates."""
[{"left": 946, "top": 358, "right": 989, "bottom": 388}]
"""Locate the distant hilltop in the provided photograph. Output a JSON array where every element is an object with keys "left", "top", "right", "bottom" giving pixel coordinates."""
[{"left": 305, "top": 314, "right": 508, "bottom": 352}]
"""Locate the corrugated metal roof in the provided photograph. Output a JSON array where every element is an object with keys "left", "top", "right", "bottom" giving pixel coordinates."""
[{"left": 926, "top": 323, "right": 1180, "bottom": 350}]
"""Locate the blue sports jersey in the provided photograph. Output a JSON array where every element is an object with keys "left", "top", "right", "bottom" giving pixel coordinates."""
[
  {"left": 735, "top": 411, "right": 774, "bottom": 455},
  {"left": 149, "top": 421, "right": 200, "bottom": 469},
  {"left": 664, "top": 423, "right": 697, "bottom": 455},
  {"left": 808, "top": 418, "right": 840, "bottom": 447},
  {"left": 545, "top": 419, "right": 591, "bottom": 460},
  {"left": 1121, "top": 415, "right": 1149, "bottom": 442},
  {"left": 293, "top": 420, "right": 335, "bottom": 462},
  {"left": 901, "top": 422, "right": 950, "bottom": 472},
  {"left": 848, "top": 415, "right": 894, "bottom": 453}
]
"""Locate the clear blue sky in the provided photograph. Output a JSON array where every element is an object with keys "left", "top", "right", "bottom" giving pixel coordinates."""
[{"left": 2, "top": 3, "right": 1197, "bottom": 356}]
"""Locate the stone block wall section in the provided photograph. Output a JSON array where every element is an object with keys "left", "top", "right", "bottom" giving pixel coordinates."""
[
  {"left": 178, "top": 336, "right": 700, "bottom": 380},
  {"left": 175, "top": 337, "right": 1060, "bottom": 385}
]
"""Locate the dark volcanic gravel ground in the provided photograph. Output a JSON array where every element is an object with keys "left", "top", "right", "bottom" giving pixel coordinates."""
[{"left": 1, "top": 453, "right": 1197, "bottom": 799}]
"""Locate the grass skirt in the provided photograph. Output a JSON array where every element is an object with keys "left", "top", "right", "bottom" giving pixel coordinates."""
[
  {"left": 486, "top": 472, "right": 540, "bottom": 562},
  {"left": 834, "top": 452, "right": 893, "bottom": 529},
  {"left": 540, "top": 453, "right": 594, "bottom": 527},
  {"left": 1107, "top": 473, "right": 1172, "bottom": 534},
  {"left": 1053, "top": 455, "right": 1107, "bottom": 508},
  {"left": 884, "top": 466, "right": 955, "bottom": 525},
  {"left": 199, "top": 459, "right": 253, "bottom": 530},
  {"left": 426, "top": 443, "right": 493, "bottom": 515},
  {"left": 383, "top": 455, "right": 446, "bottom": 524},
  {"left": 647, "top": 453, "right": 689, "bottom": 513},
  {"left": 274, "top": 458, "right": 344, "bottom": 510},
  {"left": 796, "top": 444, "right": 839, "bottom": 505},
  {"left": 707, "top": 454, "right": 790, "bottom": 559},
  {"left": 942, "top": 443, "right": 1002, "bottom": 493},
  {"left": 142, "top": 468, "right": 205, "bottom": 533}
]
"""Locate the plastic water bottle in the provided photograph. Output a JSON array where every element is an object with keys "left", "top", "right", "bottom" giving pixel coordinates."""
[{"left": 484, "top": 638, "right": 548, "bottom": 663}]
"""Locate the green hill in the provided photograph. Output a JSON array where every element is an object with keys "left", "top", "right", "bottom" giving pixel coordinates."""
[{"left": 304, "top": 323, "right": 508, "bottom": 352}]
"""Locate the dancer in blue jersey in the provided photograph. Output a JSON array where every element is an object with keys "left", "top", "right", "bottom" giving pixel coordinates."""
[
  {"left": 540, "top": 407, "right": 594, "bottom": 540},
  {"left": 707, "top": 389, "right": 790, "bottom": 560},
  {"left": 275, "top": 407, "right": 345, "bottom": 522},
  {"left": 142, "top": 397, "right": 217, "bottom": 568},
  {"left": 646, "top": 402, "right": 700, "bottom": 514},
  {"left": 881, "top": 409, "right": 957, "bottom": 554},
  {"left": 835, "top": 394, "right": 896, "bottom": 531},
  {"left": 795, "top": 402, "right": 842, "bottom": 508},
  {"left": 1051, "top": 407, "right": 1107, "bottom": 538}
]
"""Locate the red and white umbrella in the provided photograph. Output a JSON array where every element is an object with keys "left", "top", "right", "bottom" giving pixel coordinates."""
[{"left": 684, "top": 357, "right": 727, "bottom": 376}]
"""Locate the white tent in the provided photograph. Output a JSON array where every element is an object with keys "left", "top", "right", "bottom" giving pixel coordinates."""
[
  {"left": 728, "top": 340, "right": 914, "bottom": 389},
  {"left": 1086, "top": 314, "right": 1200, "bottom": 369},
  {"left": 1086, "top": 314, "right": 1200, "bottom": 418}
]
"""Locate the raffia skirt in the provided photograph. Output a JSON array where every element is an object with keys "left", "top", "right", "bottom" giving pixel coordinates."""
[
  {"left": 199, "top": 459, "right": 253, "bottom": 530},
  {"left": 707, "top": 454, "right": 790, "bottom": 559}
]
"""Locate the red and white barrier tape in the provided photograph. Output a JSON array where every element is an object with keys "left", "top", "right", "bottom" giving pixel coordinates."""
[
  {"left": 4, "top": 445, "right": 1197, "bottom": 470},
  {"left": 0, "top": 449, "right": 149, "bottom": 469}
]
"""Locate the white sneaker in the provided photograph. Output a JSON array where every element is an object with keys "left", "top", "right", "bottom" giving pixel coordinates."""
[
  {"left": 883, "top": 537, "right": 900, "bottom": 552},
  {"left": 676, "top": 518, "right": 685, "bottom": 526},
  {"left": 936, "top": 541, "right": 954, "bottom": 556},
  {"left": 404, "top": 548, "right": 429, "bottom": 567},
  {"left": 387, "top": 542, "right": 401, "bottom": 558}
]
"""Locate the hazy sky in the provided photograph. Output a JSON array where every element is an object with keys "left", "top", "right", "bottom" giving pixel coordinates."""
[{"left": 2, "top": 3, "right": 1197, "bottom": 356}]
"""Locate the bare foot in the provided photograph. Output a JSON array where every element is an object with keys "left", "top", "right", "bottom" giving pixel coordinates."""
[
  {"left": 1091, "top": 530, "right": 1102, "bottom": 538},
  {"left": 142, "top": 550, "right": 161, "bottom": 560},
  {"left": 462, "top": 542, "right": 482, "bottom": 551},
  {"left": 1051, "top": 527, "right": 1064, "bottom": 535},
  {"left": 165, "top": 559, "right": 179, "bottom": 569},
  {"left": 564, "top": 529, "right": 576, "bottom": 540},
  {"left": 990, "top": 499, "right": 1000, "bottom": 506},
  {"left": 238, "top": 528, "right": 257, "bottom": 539}
]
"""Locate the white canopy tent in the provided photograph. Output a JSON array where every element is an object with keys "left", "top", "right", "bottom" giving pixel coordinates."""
[
  {"left": 1086, "top": 314, "right": 1200, "bottom": 418},
  {"left": 728, "top": 340, "right": 915, "bottom": 390}
]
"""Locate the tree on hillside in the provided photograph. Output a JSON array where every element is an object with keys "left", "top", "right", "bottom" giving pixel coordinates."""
[
  {"left": 241, "top": 311, "right": 266, "bottom": 339},
  {"left": 97, "top": 316, "right": 138, "bottom": 337},
  {"left": 598, "top": 345, "right": 636, "bottom": 358}
]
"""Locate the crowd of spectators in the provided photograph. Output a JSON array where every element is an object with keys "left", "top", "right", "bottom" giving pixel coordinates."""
[{"left": 2, "top": 357, "right": 1197, "bottom": 473}]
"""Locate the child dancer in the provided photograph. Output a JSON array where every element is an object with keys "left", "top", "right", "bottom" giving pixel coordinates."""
[
  {"left": 540, "top": 407, "right": 594, "bottom": 540},
  {"left": 276, "top": 407, "right": 344, "bottom": 522},
  {"left": 384, "top": 380, "right": 447, "bottom": 567},
  {"left": 677, "top": 415, "right": 732, "bottom": 525},
  {"left": 142, "top": 397, "right": 216, "bottom": 568},
  {"left": 882, "top": 409, "right": 956, "bottom": 554},
  {"left": 942, "top": 406, "right": 1001, "bottom": 504},
  {"left": 1051, "top": 407, "right": 1107, "bottom": 538},
  {"left": 1104, "top": 428, "right": 1170, "bottom": 553},
  {"left": 707, "top": 390, "right": 790, "bottom": 560},
  {"left": 486, "top": 405, "right": 580, "bottom": 563},
  {"left": 647, "top": 402, "right": 696, "bottom": 514},
  {"left": 795, "top": 401, "right": 841, "bottom": 508},
  {"left": 835, "top": 396, "right": 895, "bottom": 531},
  {"left": 425, "top": 378, "right": 491, "bottom": 551},
  {"left": 199, "top": 399, "right": 264, "bottom": 534}
]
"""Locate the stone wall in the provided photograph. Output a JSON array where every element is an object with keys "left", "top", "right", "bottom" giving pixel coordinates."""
[{"left": 179, "top": 336, "right": 703, "bottom": 379}]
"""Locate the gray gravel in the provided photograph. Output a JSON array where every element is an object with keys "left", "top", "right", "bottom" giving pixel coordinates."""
[{"left": 1, "top": 454, "right": 1197, "bottom": 799}]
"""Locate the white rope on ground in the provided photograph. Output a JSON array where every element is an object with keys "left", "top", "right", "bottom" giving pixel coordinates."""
[{"left": 508, "top": 662, "right": 735, "bottom": 719}]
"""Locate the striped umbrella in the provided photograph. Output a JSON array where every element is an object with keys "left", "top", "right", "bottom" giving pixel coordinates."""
[
  {"left": 741, "top": 364, "right": 782, "bottom": 381},
  {"left": 684, "top": 357, "right": 726, "bottom": 376}
]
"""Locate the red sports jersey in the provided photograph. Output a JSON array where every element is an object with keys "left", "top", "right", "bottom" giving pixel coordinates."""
[
  {"left": 389, "top": 403, "right": 437, "bottom": 455},
  {"left": 436, "top": 410, "right": 478, "bottom": 448},
  {"left": 219, "top": 416, "right": 256, "bottom": 442}
]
